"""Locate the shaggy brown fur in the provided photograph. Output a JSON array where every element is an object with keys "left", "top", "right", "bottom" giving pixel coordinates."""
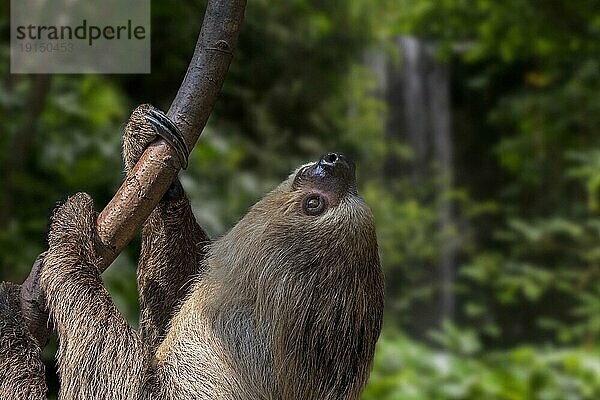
[
  {"left": 0, "top": 282, "right": 46, "bottom": 399},
  {"left": 1, "top": 105, "right": 384, "bottom": 399}
]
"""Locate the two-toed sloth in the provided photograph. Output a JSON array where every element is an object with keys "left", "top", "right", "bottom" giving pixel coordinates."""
[{"left": 0, "top": 105, "right": 384, "bottom": 400}]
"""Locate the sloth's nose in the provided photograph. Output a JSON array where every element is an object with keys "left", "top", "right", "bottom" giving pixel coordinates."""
[
  {"left": 317, "top": 152, "right": 356, "bottom": 185},
  {"left": 319, "top": 152, "right": 352, "bottom": 169},
  {"left": 320, "top": 152, "right": 341, "bottom": 166},
  {"left": 293, "top": 152, "right": 357, "bottom": 194}
]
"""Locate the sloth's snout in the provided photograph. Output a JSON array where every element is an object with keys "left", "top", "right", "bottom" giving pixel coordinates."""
[
  {"left": 320, "top": 152, "right": 342, "bottom": 167},
  {"left": 318, "top": 152, "right": 350, "bottom": 169},
  {"left": 293, "top": 152, "right": 357, "bottom": 196},
  {"left": 316, "top": 152, "right": 356, "bottom": 181}
]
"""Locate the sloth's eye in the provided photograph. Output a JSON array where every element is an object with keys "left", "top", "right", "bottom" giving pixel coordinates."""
[{"left": 302, "top": 194, "right": 327, "bottom": 216}]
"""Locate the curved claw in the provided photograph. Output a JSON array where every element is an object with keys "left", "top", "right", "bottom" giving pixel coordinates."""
[{"left": 144, "top": 108, "right": 190, "bottom": 169}]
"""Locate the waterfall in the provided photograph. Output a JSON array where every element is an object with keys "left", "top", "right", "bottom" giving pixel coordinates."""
[{"left": 369, "top": 36, "right": 456, "bottom": 332}]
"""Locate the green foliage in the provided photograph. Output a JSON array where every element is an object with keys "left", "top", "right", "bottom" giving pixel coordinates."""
[
  {"left": 372, "top": 0, "right": 600, "bottom": 347},
  {"left": 0, "top": 74, "right": 126, "bottom": 280},
  {"left": 363, "top": 334, "right": 600, "bottom": 400}
]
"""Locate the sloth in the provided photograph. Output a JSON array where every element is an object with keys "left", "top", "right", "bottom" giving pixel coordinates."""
[{"left": 0, "top": 105, "right": 384, "bottom": 400}]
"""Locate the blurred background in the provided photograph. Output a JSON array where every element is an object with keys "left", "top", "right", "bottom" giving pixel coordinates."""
[{"left": 2, "top": 0, "right": 600, "bottom": 398}]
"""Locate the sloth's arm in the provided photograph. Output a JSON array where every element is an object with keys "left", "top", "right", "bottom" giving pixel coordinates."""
[
  {"left": 123, "top": 105, "right": 210, "bottom": 351},
  {"left": 41, "top": 193, "right": 149, "bottom": 399}
]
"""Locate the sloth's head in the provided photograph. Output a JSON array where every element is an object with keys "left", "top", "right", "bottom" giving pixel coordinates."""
[
  {"left": 260, "top": 151, "right": 373, "bottom": 233},
  {"left": 210, "top": 151, "right": 382, "bottom": 313},
  {"left": 213, "top": 152, "right": 379, "bottom": 275}
]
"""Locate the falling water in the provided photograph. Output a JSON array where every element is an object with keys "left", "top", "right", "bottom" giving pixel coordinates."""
[{"left": 368, "top": 36, "right": 456, "bottom": 331}]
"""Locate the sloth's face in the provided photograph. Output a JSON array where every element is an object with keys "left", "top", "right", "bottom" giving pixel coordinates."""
[
  {"left": 291, "top": 152, "right": 357, "bottom": 217},
  {"left": 224, "top": 152, "right": 373, "bottom": 253},
  {"left": 211, "top": 152, "right": 379, "bottom": 292}
]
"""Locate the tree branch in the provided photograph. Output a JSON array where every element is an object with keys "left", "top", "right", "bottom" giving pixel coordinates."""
[{"left": 20, "top": 0, "right": 247, "bottom": 347}]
